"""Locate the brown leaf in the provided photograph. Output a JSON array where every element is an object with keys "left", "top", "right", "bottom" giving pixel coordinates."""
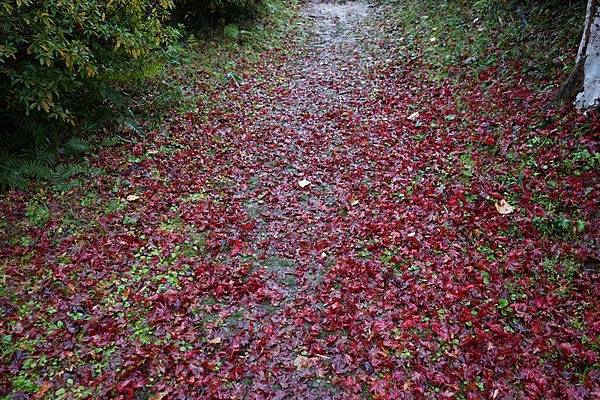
[
  {"left": 293, "top": 355, "right": 313, "bottom": 370},
  {"left": 207, "top": 337, "right": 222, "bottom": 344},
  {"left": 495, "top": 199, "right": 514, "bottom": 215},
  {"left": 33, "top": 382, "right": 52, "bottom": 399},
  {"left": 149, "top": 392, "right": 169, "bottom": 400}
]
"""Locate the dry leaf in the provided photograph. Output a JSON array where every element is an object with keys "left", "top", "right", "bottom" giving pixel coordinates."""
[
  {"left": 407, "top": 112, "right": 420, "bottom": 121},
  {"left": 495, "top": 199, "right": 514, "bottom": 215},
  {"left": 298, "top": 179, "right": 311, "bottom": 188},
  {"left": 149, "top": 392, "right": 168, "bottom": 400},
  {"left": 126, "top": 194, "right": 140, "bottom": 202},
  {"left": 33, "top": 382, "right": 52, "bottom": 399},
  {"left": 293, "top": 355, "right": 312, "bottom": 370}
]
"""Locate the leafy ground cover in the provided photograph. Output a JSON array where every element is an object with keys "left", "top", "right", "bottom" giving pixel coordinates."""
[{"left": 1, "top": 0, "right": 599, "bottom": 399}]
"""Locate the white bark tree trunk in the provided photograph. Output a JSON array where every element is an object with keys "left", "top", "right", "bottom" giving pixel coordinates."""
[{"left": 575, "top": 0, "right": 600, "bottom": 109}]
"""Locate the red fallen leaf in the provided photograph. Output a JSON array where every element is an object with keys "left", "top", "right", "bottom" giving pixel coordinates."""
[
  {"left": 559, "top": 342, "right": 576, "bottom": 357},
  {"left": 116, "top": 373, "right": 145, "bottom": 396},
  {"left": 402, "top": 317, "right": 418, "bottom": 329},
  {"left": 132, "top": 143, "right": 144, "bottom": 156},
  {"left": 230, "top": 239, "right": 243, "bottom": 256}
]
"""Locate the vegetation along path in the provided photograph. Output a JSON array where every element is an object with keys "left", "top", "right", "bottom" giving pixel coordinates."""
[{"left": 1, "top": 0, "right": 600, "bottom": 399}]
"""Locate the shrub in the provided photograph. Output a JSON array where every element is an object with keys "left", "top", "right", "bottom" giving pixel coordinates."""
[{"left": 0, "top": 0, "right": 179, "bottom": 136}]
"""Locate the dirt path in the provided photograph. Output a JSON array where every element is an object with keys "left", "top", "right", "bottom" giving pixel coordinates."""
[{"left": 2, "top": 1, "right": 600, "bottom": 399}]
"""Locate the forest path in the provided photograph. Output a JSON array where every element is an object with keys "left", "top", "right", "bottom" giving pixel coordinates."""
[{"left": 3, "top": 0, "right": 600, "bottom": 399}]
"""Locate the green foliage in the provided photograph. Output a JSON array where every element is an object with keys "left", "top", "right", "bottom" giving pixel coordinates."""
[
  {"left": 0, "top": 0, "right": 178, "bottom": 124},
  {"left": 564, "top": 148, "right": 600, "bottom": 173},
  {"left": 384, "top": 0, "right": 585, "bottom": 82},
  {"left": 0, "top": 0, "right": 180, "bottom": 189},
  {"left": 224, "top": 24, "right": 241, "bottom": 41},
  {"left": 25, "top": 200, "right": 51, "bottom": 227},
  {"left": 0, "top": 136, "right": 101, "bottom": 190}
]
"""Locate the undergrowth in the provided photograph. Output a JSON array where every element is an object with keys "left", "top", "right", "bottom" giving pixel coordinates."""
[{"left": 383, "top": 0, "right": 585, "bottom": 83}]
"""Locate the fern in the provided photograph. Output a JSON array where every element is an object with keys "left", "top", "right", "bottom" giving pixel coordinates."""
[
  {"left": 0, "top": 158, "right": 29, "bottom": 190},
  {"left": 34, "top": 148, "right": 57, "bottom": 167},
  {"left": 101, "top": 136, "right": 124, "bottom": 147},
  {"left": 21, "top": 160, "right": 53, "bottom": 180},
  {"left": 120, "top": 115, "right": 143, "bottom": 135},
  {"left": 53, "top": 178, "right": 84, "bottom": 192},
  {"left": 64, "top": 138, "right": 92, "bottom": 156}
]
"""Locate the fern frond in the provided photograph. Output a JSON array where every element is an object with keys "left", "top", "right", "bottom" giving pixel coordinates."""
[{"left": 64, "top": 137, "right": 92, "bottom": 156}]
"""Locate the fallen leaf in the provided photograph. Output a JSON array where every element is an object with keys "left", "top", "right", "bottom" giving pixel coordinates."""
[
  {"left": 230, "top": 239, "right": 243, "bottom": 256},
  {"left": 33, "top": 382, "right": 52, "bottom": 399},
  {"left": 293, "top": 355, "right": 312, "bottom": 370},
  {"left": 495, "top": 199, "right": 514, "bottom": 215},
  {"left": 407, "top": 111, "right": 420, "bottom": 121},
  {"left": 207, "top": 337, "right": 222, "bottom": 344},
  {"left": 298, "top": 178, "right": 311, "bottom": 188}
]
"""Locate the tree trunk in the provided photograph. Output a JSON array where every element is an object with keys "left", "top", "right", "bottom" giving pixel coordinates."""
[
  {"left": 574, "top": 0, "right": 600, "bottom": 109},
  {"left": 555, "top": 0, "right": 600, "bottom": 109}
]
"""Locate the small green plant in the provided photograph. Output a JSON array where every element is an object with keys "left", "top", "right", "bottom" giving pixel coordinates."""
[
  {"left": 564, "top": 148, "right": 600, "bottom": 173},
  {"left": 542, "top": 256, "right": 581, "bottom": 284},
  {"left": 11, "top": 374, "right": 39, "bottom": 394},
  {"left": 532, "top": 216, "right": 585, "bottom": 239},
  {"left": 25, "top": 201, "right": 51, "bottom": 227},
  {"left": 224, "top": 24, "right": 241, "bottom": 41}
]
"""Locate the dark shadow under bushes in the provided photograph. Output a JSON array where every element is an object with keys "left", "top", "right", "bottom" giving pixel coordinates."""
[{"left": 172, "top": 0, "right": 266, "bottom": 31}]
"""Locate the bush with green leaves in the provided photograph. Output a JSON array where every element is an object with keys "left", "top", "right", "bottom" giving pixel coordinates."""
[{"left": 0, "top": 0, "right": 179, "bottom": 129}]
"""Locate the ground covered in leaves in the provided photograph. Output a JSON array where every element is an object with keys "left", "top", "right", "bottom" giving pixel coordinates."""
[{"left": 1, "top": 1, "right": 600, "bottom": 399}]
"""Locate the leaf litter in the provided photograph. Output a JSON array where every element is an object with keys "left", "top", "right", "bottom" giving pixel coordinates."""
[{"left": 1, "top": 1, "right": 599, "bottom": 399}]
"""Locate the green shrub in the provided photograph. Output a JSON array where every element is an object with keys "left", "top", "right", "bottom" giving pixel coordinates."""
[{"left": 0, "top": 0, "right": 179, "bottom": 132}]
